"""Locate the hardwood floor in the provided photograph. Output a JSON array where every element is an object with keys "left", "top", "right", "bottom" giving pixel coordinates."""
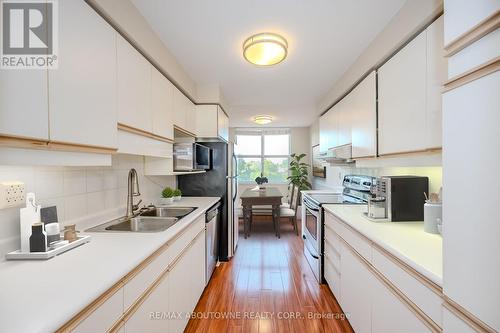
[{"left": 185, "top": 216, "right": 353, "bottom": 333}]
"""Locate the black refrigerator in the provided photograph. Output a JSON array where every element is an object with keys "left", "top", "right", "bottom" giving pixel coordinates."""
[{"left": 177, "top": 141, "right": 230, "bottom": 261}]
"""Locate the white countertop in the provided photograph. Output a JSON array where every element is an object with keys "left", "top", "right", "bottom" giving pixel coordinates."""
[
  {"left": 0, "top": 197, "right": 220, "bottom": 333},
  {"left": 322, "top": 204, "right": 443, "bottom": 286}
]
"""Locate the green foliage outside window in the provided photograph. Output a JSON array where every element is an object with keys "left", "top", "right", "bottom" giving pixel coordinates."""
[{"left": 237, "top": 157, "right": 289, "bottom": 183}]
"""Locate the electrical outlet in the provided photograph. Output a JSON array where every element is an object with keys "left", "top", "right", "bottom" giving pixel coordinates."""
[{"left": 0, "top": 181, "right": 26, "bottom": 209}]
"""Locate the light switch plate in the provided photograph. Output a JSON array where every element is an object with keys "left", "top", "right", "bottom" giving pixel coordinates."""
[{"left": 0, "top": 181, "right": 26, "bottom": 209}]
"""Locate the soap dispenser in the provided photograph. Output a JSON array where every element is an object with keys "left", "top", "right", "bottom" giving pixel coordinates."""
[
  {"left": 29, "top": 223, "right": 47, "bottom": 252},
  {"left": 20, "top": 193, "right": 41, "bottom": 252}
]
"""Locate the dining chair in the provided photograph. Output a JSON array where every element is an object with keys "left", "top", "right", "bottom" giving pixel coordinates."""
[{"left": 279, "top": 185, "right": 300, "bottom": 235}]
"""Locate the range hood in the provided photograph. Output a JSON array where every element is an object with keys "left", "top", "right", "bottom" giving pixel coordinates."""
[{"left": 319, "top": 144, "right": 355, "bottom": 164}]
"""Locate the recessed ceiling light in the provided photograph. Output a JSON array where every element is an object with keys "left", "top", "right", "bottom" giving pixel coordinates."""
[
  {"left": 243, "top": 33, "right": 288, "bottom": 66},
  {"left": 253, "top": 115, "right": 273, "bottom": 125}
]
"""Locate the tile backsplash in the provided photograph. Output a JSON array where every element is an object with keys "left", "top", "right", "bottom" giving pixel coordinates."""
[{"left": 0, "top": 154, "right": 176, "bottom": 258}]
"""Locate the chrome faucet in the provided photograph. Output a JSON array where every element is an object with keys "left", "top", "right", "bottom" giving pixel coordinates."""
[{"left": 126, "top": 168, "right": 142, "bottom": 218}]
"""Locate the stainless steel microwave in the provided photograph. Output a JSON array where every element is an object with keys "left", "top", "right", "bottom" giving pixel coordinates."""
[{"left": 173, "top": 143, "right": 211, "bottom": 171}]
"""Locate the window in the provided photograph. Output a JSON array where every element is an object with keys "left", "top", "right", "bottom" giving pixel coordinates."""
[{"left": 235, "top": 130, "right": 290, "bottom": 183}]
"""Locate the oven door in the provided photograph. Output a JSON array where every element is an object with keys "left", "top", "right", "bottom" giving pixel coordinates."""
[{"left": 302, "top": 197, "right": 322, "bottom": 282}]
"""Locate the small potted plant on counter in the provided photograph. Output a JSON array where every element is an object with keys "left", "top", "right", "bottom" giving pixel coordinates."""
[
  {"left": 173, "top": 189, "right": 182, "bottom": 201},
  {"left": 160, "top": 187, "right": 174, "bottom": 205}
]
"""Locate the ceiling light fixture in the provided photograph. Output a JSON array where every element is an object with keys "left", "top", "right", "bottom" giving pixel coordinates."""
[
  {"left": 253, "top": 115, "right": 273, "bottom": 125},
  {"left": 243, "top": 33, "right": 288, "bottom": 66}
]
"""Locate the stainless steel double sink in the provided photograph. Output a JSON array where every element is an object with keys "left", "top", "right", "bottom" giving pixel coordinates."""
[{"left": 86, "top": 207, "right": 197, "bottom": 233}]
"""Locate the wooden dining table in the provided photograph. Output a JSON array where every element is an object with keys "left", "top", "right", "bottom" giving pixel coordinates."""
[{"left": 240, "top": 187, "right": 283, "bottom": 239}]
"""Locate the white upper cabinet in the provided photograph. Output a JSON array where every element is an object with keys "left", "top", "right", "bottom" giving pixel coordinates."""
[
  {"left": 336, "top": 97, "right": 352, "bottom": 147},
  {"left": 195, "top": 105, "right": 229, "bottom": 141},
  {"left": 379, "top": 16, "right": 446, "bottom": 155},
  {"left": 0, "top": 69, "right": 48, "bottom": 141},
  {"left": 319, "top": 106, "right": 338, "bottom": 153},
  {"left": 173, "top": 88, "right": 186, "bottom": 130},
  {"left": 151, "top": 68, "right": 174, "bottom": 140},
  {"left": 217, "top": 107, "right": 229, "bottom": 142},
  {"left": 185, "top": 100, "right": 197, "bottom": 135},
  {"left": 319, "top": 72, "right": 375, "bottom": 155},
  {"left": 117, "top": 35, "right": 152, "bottom": 132},
  {"left": 426, "top": 16, "right": 447, "bottom": 149},
  {"left": 48, "top": 0, "right": 117, "bottom": 149},
  {"left": 444, "top": 0, "right": 500, "bottom": 46},
  {"left": 378, "top": 30, "right": 427, "bottom": 155},
  {"left": 173, "top": 87, "right": 196, "bottom": 135},
  {"left": 351, "top": 71, "right": 377, "bottom": 158}
]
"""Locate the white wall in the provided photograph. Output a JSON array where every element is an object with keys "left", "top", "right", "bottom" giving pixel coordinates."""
[
  {"left": 88, "top": 0, "right": 197, "bottom": 99},
  {"left": 318, "top": 0, "right": 443, "bottom": 113},
  {"left": 0, "top": 155, "right": 176, "bottom": 259}
]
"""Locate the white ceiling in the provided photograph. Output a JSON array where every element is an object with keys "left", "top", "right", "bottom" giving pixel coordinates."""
[{"left": 131, "top": 0, "right": 406, "bottom": 127}]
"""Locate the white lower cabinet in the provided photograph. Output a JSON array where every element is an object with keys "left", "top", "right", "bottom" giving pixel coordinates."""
[
  {"left": 123, "top": 229, "right": 205, "bottom": 333},
  {"left": 442, "top": 306, "right": 478, "bottom": 333},
  {"left": 189, "top": 230, "right": 207, "bottom": 308},
  {"left": 168, "top": 231, "right": 205, "bottom": 333},
  {"left": 72, "top": 288, "right": 124, "bottom": 333},
  {"left": 323, "top": 254, "right": 341, "bottom": 300},
  {"left": 371, "top": 276, "right": 432, "bottom": 333},
  {"left": 68, "top": 218, "right": 206, "bottom": 333},
  {"left": 339, "top": 242, "right": 372, "bottom": 333},
  {"left": 123, "top": 274, "right": 170, "bottom": 333},
  {"left": 325, "top": 211, "right": 442, "bottom": 333}
]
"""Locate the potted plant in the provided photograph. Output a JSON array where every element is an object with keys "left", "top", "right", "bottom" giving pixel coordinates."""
[
  {"left": 173, "top": 189, "right": 182, "bottom": 201},
  {"left": 287, "top": 153, "right": 312, "bottom": 196},
  {"left": 255, "top": 175, "right": 268, "bottom": 190},
  {"left": 160, "top": 187, "right": 174, "bottom": 205}
]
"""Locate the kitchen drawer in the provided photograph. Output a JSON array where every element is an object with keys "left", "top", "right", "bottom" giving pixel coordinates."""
[
  {"left": 123, "top": 244, "right": 172, "bottom": 310},
  {"left": 371, "top": 246, "right": 443, "bottom": 327},
  {"left": 324, "top": 254, "right": 341, "bottom": 299},
  {"left": 169, "top": 214, "right": 205, "bottom": 261},
  {"left": 442, "top": 305, "right": 481, "bottom": 333},
  {"left": 324, "top": 236, "right": 341, "bottom": 274},
  {"left": 324, "top": 221, "right": 342, "bottom": 256},
  {"left": 324, "top": 211, "right": 338, "bottom": 231},
  {"left": 72, "top": 287, "right": 123, "bottom": 333},
  {"left": 329, "top": 213, "right": 372, "bottom": 262}
]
